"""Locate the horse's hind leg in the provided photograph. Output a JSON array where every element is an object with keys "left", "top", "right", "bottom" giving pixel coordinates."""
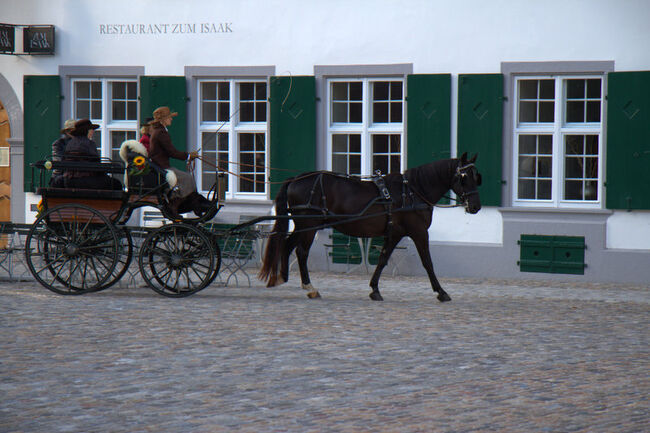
[
  {"left": 278, "top": 232, "right": 299, "bottom": 285},
  {"left": 412, "top": 231, "right": 451, "bottom": 302},
  {"left": 368, "top": 235, "right": 403, "bottom": 301},
  {"left": 295, "top": 230, "right": 320, "bottom": 299}
]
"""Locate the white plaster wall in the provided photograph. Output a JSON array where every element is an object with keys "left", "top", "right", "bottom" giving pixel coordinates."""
[
  {"left": 606, "top": 211, "right": 650, "bottom": 250},
  {"left": 2, "top": 0, "right": 650, "bottom": 108},
  {"left": 429, "top": 207, "right": 503, "bottom": 244}
]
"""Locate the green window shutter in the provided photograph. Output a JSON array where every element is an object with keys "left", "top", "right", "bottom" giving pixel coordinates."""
[
  {"left": 24, "top": 75, "right": 61, "bottom": 192},
  {"left": 457, "top": 73, "right": 504, "bottom": 206},
  {"left": 406, "top": 74, "right": 451, "bottom": 169},
  {"left": 140, "top": 76, "right": 187, "bottom": 170},
  {"left": 269, "top": 75, "right": 316, "bottom": 199},
  {"left": 606, "top": 71, "right": 650, "bottom": 210}
]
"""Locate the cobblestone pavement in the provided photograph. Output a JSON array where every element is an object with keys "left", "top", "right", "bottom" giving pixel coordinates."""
[{"left": 1, "top": 271, "right": 648, "bottom": 433}]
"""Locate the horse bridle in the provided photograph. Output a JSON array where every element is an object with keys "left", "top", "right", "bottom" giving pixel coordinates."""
[{"left": 453, "top": 163, "right": 480, "bottom": 210}]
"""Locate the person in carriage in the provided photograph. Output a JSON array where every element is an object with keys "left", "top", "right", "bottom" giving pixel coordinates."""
[
  {"left": 148, "top": 106, "right": 213, "bottom": 216},
  {"left": 62, "top": 118, "right": 123, "bottom": 190}
]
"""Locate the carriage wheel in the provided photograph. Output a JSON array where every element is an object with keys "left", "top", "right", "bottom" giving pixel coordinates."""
[
  {"left": 25, "top": 204, "right": 119, "bottom": 295},
  {"left": 203, "top": 236, "right": 222, "bottom": 287},
  {"left": 138, "top": 223, "right": 215, "bottom": 298},
  {"left": 90, "top": 227, "right": 134, "bottom": 292}
]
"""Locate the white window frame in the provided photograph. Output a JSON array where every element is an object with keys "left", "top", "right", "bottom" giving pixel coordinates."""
[
  {"left": 196, "top": 78, "right": 268, "bottom": 200},
  {"left": 326, "top": 77, "right": 404, "bottom": 177},
  {"left": 70, "top": 77, "right": 139, "bottom": 160},
  {"left": 512, "top": 75, "right": 604, "bottom": 209}
]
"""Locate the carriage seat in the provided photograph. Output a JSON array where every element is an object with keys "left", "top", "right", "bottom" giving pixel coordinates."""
[{"left": 119, "top": 140, "right": 177, "bottom": 193}]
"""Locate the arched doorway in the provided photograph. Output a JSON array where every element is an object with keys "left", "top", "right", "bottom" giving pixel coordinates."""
[{"left": 0, "top": 99, "right": 10, "bottom": 222}]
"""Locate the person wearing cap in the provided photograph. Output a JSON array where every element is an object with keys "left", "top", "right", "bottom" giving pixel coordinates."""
[
  {"left": 49, "top": 119, "right": 75, "bottom": 187},
  {"left": 62, "top": 118, "right": 122, "bottom": 190},
  {"left": 139, "top": 117, "right": 154, "bottom": 153},
  {"left": 148, "top": 106, "right": 212, "bottom": 216}
]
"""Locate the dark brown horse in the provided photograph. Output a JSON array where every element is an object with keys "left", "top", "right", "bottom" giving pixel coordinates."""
[{"left": 259, "top": 153, "right": 482, "bottom": 301}]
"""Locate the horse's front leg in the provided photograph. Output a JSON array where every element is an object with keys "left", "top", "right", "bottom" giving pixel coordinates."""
[
  {"left": 295, "top": 230, "right": 320, "bottom": 299},
  {"left": 368, "top": 235, "right": 403, "bottom": 301},
  {"left": 411, "top": 231, "right": 451, "bottom": 302}
]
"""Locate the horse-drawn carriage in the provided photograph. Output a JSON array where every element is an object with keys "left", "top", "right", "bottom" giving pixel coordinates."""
[{"left": 25, "top": 141, "right": 483, "bottom": 302}]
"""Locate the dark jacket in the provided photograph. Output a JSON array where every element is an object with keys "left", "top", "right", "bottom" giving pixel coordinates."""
[
  {"left": 63, "top": 136, "right": 100, "bottom": 178},
  {"left": 149, "top": 122, "right": 188, "bottom": 169},
  {"left": 51, "top": 134, "right": 72, "bottom": 176}
]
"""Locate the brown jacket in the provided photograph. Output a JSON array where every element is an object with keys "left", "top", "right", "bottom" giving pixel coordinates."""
[{"left": 149, "top": 122, "right": 188, "bottom": 169}]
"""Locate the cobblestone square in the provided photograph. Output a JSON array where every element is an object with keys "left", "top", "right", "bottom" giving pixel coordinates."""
[{"left": 1, "top": 272, "right": 648, "bottom": 432}]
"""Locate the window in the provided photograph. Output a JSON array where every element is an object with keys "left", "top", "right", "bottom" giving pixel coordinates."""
[
  {"left": 198, "top": 79, "right": 268, "bottom": 198},
  {"left": 71, "top": 78, "right": 138, "bottom": 159},
  {"left": 327, "top": 78, "right": 404, "bottom": 177},
  {"left": 513, "top": 76, "right": 603, "bottom": 207}
]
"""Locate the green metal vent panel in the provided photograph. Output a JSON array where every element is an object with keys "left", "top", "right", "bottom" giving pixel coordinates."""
[{"left": 518, "top": 235, "right": 586, "bottom": 275}]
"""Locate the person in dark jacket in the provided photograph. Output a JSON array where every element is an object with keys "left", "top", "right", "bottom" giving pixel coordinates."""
[
  {"left": 63, "top": 119, "right": 122, "bottom": 190},
  {"left": 49, "top": 119, "right": 75, "bottom": 187},
  {"left": 148, "top": 106, "right": 212, "bottom": 216}
]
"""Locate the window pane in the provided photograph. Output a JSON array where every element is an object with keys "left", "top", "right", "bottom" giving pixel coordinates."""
[
  {"left": 539, "top": 80, "right": 555, "bottom": 99},
  {"left": 91, "top": 101, "right": 102, "bottom": 119},
  {"left": 240, "top": 133, "right": 253, "bottom": 151},
  {"left": 518, "top": 179, "right": 535, "bottom": 199},
  {"left": 203, "top": 82, "right": 216, "bottom": 100},
  {"left": 566, "top": 101, "right": 584, "bottom": 122},
  {"left": 538, "top": 135, "right": 553, "bottom": 154},
  {"left": 587, "top": 79, "right": 601, "bottom": 98},
  {"left": 76, "top": 100, "right": 90, "bottom": 119},
  {"left": 127, "top": 82, "right": 137, "bottom": 99},
  {"left": 565, "top": 180, "right": 583, "bottom": 200},
  {"left": 77, "top": 82, "right": 89, "bottom": 98},
  {"left": 586, "top": 101, "right": 600, "bottom": 122},
  {"left": 373, "top": 102, "right": 388, "bottom": 123},
  {"left": 332, "top": 103, "right": 347, "bottom": 123},
  {"left": 373, "top": 134, "right": 388, "bottom": 153},
  {"left": 538, "top": 180, "right": 552, "bottom": 199},
  {"left": 218, "top": 102, "right": 230, "bottom": 122},
  {"left": 585, "top": 135, "right": 599, "bottom": 155},
  {"left": 256, "top": 102, "right": 266, "bottom": 122},
  {"left": 332, "top": 134, "right": 347, "bottom": 153},
  {"left": 539, "top": 101, "right": 554, "bottom": 122},
  {"left": 584, "top": 180, "right": 598, "bottom": 200},
  {"left": 349, "top": 134, "right": 361, "bottom": 153},
  {"left": 585, "top": 157, "right": 598, "bottom": 179},
  {"left": 202, "top": 102, "right": 216, "bottom": 122},
  {"left": 127, "top": 101, "right": 137, "bottom": 120},
  {"left": 390, "top": 102, "right": 402, "bottom": 122},
  {"left": 519, "top": 156, "right": 535, "bottom": 177},
  {"left": 350, "top": 155, "right": 361, "bottom": 176},
  {"left": 519, "top": 135, "right": 536, "bottom": 154},
  {"left": 373, "top": 82, "right": 389, "bottom": 100},
  {"left": 390, "top": 81, "right": 403, "bottom": 99},
  {"left": 519, "top": 80, "right": 538, "bottom": 99},
  {"left": 566, "top": 135, "right": 584, "bottom": 155},
  {"left": 240, "top": 83, "right": 254, "bottom": 100},
  {"left": 218, "top": 82, "right": 229, "bottom": 100},
  {"left": 566, "top": 79, "right": 584, "bottom": 99},
  {"left": 565, "top": 157, "right": 583, "bottom": 178},
  {"left": 332, "top": 82, "right": 348, "bottom": 100},
  {"left": 91, "top": 82, "right": 102, "bottom": 98},
  {"left": 349, "top": 102, "right": 362, "bottom": 123},
  {"left": 112, "top": 82, "right": 125, "bottom": 99},
  {"left": 332, "top": 154, "right": 347, "bottom": 173},
  {"left": 240, "top": 102, "right": 254, "bottom": 121},
  {"left": 349, "top": 82, "right": 362, "bottom": 100},
  {"left": 255, "top": 82, "right": 266, "bottom": 100},
  {"left": 519, "top": 101, "right": 537, "bottom": 122},
  {"left": 538, "top": 157, "right": 552, "bottom": 177},
  {"left": 113, "top": 100, "right": 126, "bottom": 120},
  {"left": 202, "top": 131, "right": 216, "bottom": 151}
]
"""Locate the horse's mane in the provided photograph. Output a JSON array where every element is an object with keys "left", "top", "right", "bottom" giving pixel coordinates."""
[{"left": 405, "top": 158, "right": 456, "bottom": 192}]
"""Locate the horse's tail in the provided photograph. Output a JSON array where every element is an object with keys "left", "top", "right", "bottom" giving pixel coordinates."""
[{"left": 259, "top": 178, "right": 291, "bottom": 287}]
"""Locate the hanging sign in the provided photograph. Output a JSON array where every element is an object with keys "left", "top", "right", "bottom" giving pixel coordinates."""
[
  {"left": 0, "top": 24, "right": 15, "bottom": 54},
  {"left": 23, "top": 25, "right": 55, "bottom": 54}
]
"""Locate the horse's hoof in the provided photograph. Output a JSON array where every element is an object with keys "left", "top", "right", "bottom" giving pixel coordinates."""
[
  {"left": 307, "top": 291, "right": 321, "bottom": 299},
  {"left": 437, "top": 292, "right": 452, "bottom": 302},
  {"left": 369, "top": 292, "right": 384, "bottom": 301}
]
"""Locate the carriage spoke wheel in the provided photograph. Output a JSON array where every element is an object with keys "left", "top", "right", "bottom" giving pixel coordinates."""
[
  {"left": 138, "top": 223, "right": 215, "bottom": 298},
  {"left": 90, "top": 227, "right": 134, "bottom": 292},
  {"left": 25, "top": 204, "right": 119, "bottom": 295}
]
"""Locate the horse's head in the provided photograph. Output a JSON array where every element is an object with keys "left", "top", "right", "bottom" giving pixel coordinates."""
[{"left": 452, "top": 152, "right": 482, "bottom": 214}]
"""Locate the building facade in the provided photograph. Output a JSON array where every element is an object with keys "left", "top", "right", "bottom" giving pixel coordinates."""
[{"left": 1, "top": 0, "right": 649, "bottom": 283}]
